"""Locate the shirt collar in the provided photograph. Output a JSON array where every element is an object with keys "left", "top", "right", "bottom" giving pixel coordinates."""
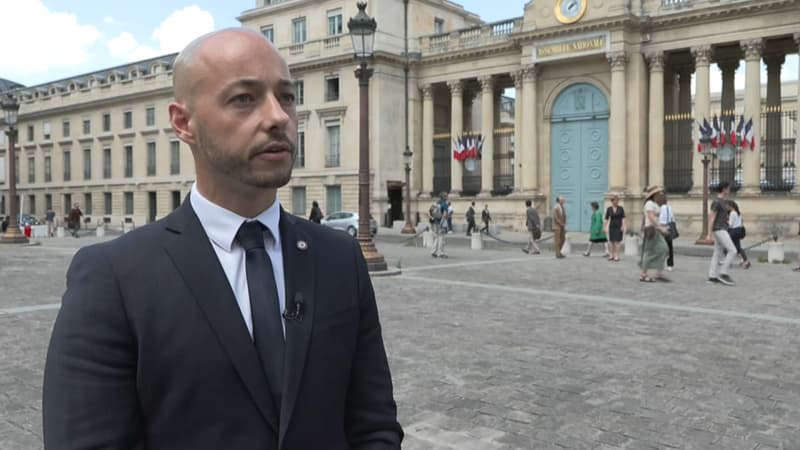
[{"left": 190, "top": 182, "right": 282, "bottom": 252}]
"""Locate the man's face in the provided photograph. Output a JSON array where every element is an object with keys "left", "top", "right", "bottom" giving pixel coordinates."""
[{"left": 181, "top": 33, "right": 298, "bottom": 190}]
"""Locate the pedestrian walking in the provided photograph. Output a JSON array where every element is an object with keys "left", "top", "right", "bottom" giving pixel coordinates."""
[
  {"left": 658, "top": 196, "right": 677, "bottom": 271},
  {"left": 523, "top": 199, "right": 541, "bottom": 255},
  {"left": 431, "top": 199, "right": 449, "bottom": 258},
  {"left": 68, "top": 203, "right": 83, "bottom": 238},
  {"left": 584, "top": 202, "right": 608, "bottom": 257},
  {"left": 446, "top": 201, "right": 454, "bottom": 234},
  {"left": 639, "top": 186, "right": 670, "bottom": 282},
  {"left": 308, "top": 200, "right": 323, "bottom": 224},
  {"left": 480, "top": 204, "right": 491, "bottom": 234},
  {"left": 604, "top": 195, "right": 625, "bottom": 261},
  {"left": 552, "top": 196, "right": 567, "bottom": 258},
  {"left": 45, "top": 208, "right": 56, "bottom": 237},
  {"left": 465, "top": 202, "right": 476, "bottom": 236},
  {"left": 706, "top": 181, "right": 737, "bottom": 286},
  {"left": 727, "top": 201, "right": 750, "bottom": 269}
]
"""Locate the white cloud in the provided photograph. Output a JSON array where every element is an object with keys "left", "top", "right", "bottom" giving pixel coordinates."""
[
  {"left": 0, "top": 0, "right": 102, "bottom": 81},
  {"left": 105, "top": 5, "right": 215, "bottom": 63},
  {"left": 103, "top": 16, "right": 115, "bottom": 24}
]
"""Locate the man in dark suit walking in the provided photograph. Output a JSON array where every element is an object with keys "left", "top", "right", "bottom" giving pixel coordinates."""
[{"left": 42, "top": 28, "right": 402, "bottom": 450}]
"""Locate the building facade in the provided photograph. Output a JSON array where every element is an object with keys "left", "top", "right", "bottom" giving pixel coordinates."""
[{"left": 2, "top": 0, "right": 799, "bottom": 235}]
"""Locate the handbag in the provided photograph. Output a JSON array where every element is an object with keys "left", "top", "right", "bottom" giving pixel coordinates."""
[
  {"left": 667, "top": 221, "right": 679, "bottom": 240},
  {"left": 532, "top": 227, "right": 542, "bottom": 240}
]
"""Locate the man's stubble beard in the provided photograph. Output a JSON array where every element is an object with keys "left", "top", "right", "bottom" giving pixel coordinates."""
[{"left": 197, "top": 127, "right": 296, "bottom": 189}]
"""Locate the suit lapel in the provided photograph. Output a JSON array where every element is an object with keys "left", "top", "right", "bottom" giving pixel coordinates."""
[
  {"left": 277, "top": 210, "right": 315, "bottom": 442},
  {"left": 161, "top": 200, "right": 279, "bottom": 433}
]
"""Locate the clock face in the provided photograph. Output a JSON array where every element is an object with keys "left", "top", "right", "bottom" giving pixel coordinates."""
[{"left": 555, "top": 0, "right": 587, "bottom": 24}]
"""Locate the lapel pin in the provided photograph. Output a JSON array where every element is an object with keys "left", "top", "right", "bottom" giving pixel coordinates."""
[{"left": 296, "top": 240, "right": 308, "bottom": 251}]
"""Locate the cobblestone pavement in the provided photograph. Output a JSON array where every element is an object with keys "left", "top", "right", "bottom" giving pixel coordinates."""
[{"left": 2, "top": 234, "right": 800, "bottom": 449}]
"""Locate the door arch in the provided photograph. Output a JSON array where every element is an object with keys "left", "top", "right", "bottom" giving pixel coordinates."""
[{"left": 550, "top": 83, "right": 609, "bottom": 232}]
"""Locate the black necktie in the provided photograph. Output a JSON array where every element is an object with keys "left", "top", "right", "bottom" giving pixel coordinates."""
[{"left": 236, "top": 221, "right": 284, "bottom": 415}]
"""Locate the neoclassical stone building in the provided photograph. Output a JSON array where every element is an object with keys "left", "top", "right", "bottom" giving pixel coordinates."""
[{"left": 2, "top": 0, "right": 799, "bottom": 235}]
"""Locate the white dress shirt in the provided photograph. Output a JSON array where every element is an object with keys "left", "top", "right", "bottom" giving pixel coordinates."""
[{"left": 190, "top": 183, "right": 286, "bottom": 337}]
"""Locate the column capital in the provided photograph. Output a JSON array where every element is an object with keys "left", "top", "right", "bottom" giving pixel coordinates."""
[
  {"left": 607, "top": 51, "right": 627, "bottom": 71},
  {"left": 763, "top": 52, "right": 786, "bottom": 69},
  {"left": 521, "top": 64, "right": 539, "bottom": 82},
  {"left": 421, "top": 83, "right": 434, "bottom": 100},
  {"left": 511, "top": 70, "right": 523, "bottom": 89},
  {"left": 446, "top": 80, "right": 463, "bottom": 97},
  {"left": 717, "top": 59, "right": 740, "bottom": 74},
  {"left": 741, "top": 39, "right": 763, "bottom": 61},
  {"left": 691, "top": 46, "right": 712, "bottom": 67},
  {"left": 478, "top": 75, "right": 494, "bottom": 93},
  {"left": 646, "top": 52, "right": 665, "bottom": 72}
]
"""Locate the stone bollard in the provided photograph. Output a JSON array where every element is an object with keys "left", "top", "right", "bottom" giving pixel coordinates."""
[
  {"left": 96, "top": 226, "right": 106, "bottom": 238},
  {"left": 767, "top": 241, "right": 785, "bottom": 263},
  {"left": 56, "top": 226, "right": 65, "bottom": 238},
  {"left": 624, "top": 234, "right": 640, "bottom": 257},
  {"left": 422, "top": 230, "right": 433, "bottom": 248},
  {"left": 470, "top": 233, "right": 483, "bottom": 250}
]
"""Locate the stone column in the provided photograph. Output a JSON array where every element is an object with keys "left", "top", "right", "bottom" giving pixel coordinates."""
[
  {"left": 764, "top": 52, "right": 785, "bottom": 186},
  {"left": 663, "top": 65, "right": 675, "bottom": 116},
  {"left": 521, "top": 65, "right": 538, "bottom": 192},
  {"left": 741, "top": 39, "right": 762, "bottom": 189},
  {"left": 421, "top": 83, "right": 435, "bottom": 196},
  {"left": 718, "top": 60, "right": 739, "bottom": 115},
  {"left": 511, "top": 71, "right": 524, "bottom": 192},
  {"left": 648, "top": 52, "right": 665, "bottom": 188},
  {"left": 608, "top": 51, "right": 628, "bottom": 191},
  {"left": 448, "top": 80, "right": 464, "bottom": 195},
  {"left": 479, "top": 75, "right": 495, "bottom": 195},
  {"left": 795, "top": 34, "right": 800, "bottom": 187},
  {"left": 677, "top": 66, "right": 693, "bottom": 114},
  {"left": 692, "top": 46, "right": 712, "bottom": 192}
]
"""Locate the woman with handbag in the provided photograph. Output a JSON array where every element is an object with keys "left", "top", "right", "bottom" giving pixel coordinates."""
[
  {"left": 604, "top": 195, "right": 626, "bottom": 262},
  {"left": 658, "top": 195, "right": 678, "bottom": 271},
  {"left": 639, "top": 186, "right": 670, "bottom": 282},
  {"left": 727, "top": 201, "right": 750, "bottom": 269}
]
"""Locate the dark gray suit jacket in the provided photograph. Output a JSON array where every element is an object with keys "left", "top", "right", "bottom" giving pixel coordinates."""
[{"left": 43, "top": 199, "right": 402, "bottom": 449}]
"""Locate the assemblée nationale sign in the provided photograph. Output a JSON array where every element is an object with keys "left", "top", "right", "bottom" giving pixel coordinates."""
[{"left": 536, "top": 35, "right": 607, "bottom": 59}]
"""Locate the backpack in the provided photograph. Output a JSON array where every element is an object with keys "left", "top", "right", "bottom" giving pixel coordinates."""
[{"left": 430, "top": 204, "right": 442, "bottom": 221}]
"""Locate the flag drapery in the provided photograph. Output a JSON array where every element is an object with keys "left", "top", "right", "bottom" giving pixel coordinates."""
[
  {"left": 452, "top": 134, "right": 484, "bottom": 161},
  {"left": 698, "top": 115, "right": 756, "bottom": 153}
]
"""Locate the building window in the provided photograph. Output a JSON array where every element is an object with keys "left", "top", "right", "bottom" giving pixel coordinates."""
[
  {"left": 45, "top": 193, "right": 52, "bottom": 211},
  {"left": 434, "top": 18, "right": 445, "bottom": 34},
  {"left": 124, "top": 192, "right": 134, "bottom": 215},
  {"left": 63, "top": 194, "right": 71, "bottom": 214},
  {"left": 124, "top": 145, "right": 133, "bottom": 177},
  {"left": 43, "top": 121, "right": 51, "bottom": 140},
  {"left": 63, "top": 150, "right": 71, "bottom": 181},
  {"left": 295, "top": 130, "right": 305, "bottom": 168},
  {"left": 171, "top": 190, "right": 181, "bottom": 210},
  {"left": 104, "top": 192, "right": 112, "bottom": 215},
  {"left": 326, "top": 185, "right": 341, "bottom": 214},
  {"left": 145, "top": 107, "right": 155, "bottom": 127},
  {"left": 294, "top": 80, "right": 304, "bottom": 106},
  {"left": 292, "top": 186, "right": 306, "bottom": 215},
  {"left": 83, "top": 148, "right": 92, "bottom": 180},
  {"left": 103, "top": 113, "right": 111, "bottom": 132},
  {"left": 82, "top": 118, "right": 91, "bottom": 135},
  {"left": 84, "top": 193, "right": 93, "bottom": 215},
  {"left": 327, "top": 9, "right": 343, "bottom": 36},
  {"left": 292, "top": 17, "right": 307, "bottom": 44},
  {"left": 28, "top": 195, "right": 36, "bottom": 214},
  {"left": 44, "top": 156, "right": 52, "bottom": 182},
  {"left": 123, "top": 111, "right": 133, "bottom": 129},
  {"left": 103, "top": 147, "right": 112, "bottom": 178},
  {"left": 62, "top": 120, "right": 70, "bottom": 138},
  {"left": 27, "top": 125, "right": 34, "bottom": 141},
  {"left": 28, "top": 156, "right": 35, "bottom": 183},
  {"left": 147, "top": 141, "right": 156, "bottom": 176},
  {"left": 261, "top": 25, "right": 274, "bottom": 43},
  {"left": 325, "top": 122, "right": 340, "bottom": 167},
  {"left": 170, "top": 141, "right": 180, "bottom": 175},
  {"left": 325, "top": 77, "right": 340, "bottom": 102}
]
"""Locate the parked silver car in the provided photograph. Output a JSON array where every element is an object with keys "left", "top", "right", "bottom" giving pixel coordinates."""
[{"left": 320, "top": 211, "right": 377, "bottom": 237}]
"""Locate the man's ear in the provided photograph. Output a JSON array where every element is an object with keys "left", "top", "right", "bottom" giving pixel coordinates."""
[{"left": 169, "top": 101, "right": 196, "bottom": 145}]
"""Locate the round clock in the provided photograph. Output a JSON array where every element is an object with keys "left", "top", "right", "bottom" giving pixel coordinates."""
[{"left": 555, "top": 0, "right": 588, "bottom": 24}]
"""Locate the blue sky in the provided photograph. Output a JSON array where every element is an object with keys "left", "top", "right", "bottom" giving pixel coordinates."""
[
  {"left": 0, "top": 0, "right": 528, "bottom": 87},
  {"left": 0, "top": 0, "right": 795, "bottom": 90}
]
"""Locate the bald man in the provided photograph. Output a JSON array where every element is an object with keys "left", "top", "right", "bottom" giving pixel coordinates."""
[{"left": 43, "top": 29, "right": 402, "bottom": 450}]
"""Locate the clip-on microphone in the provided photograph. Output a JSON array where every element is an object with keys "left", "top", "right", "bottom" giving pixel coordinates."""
[{"left": 283, "top": 292, "right": 304, "bottom": 322}]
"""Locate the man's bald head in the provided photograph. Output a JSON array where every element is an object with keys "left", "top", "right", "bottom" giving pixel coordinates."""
[{"left": 172, "top": 28, "right": 280, "bottom": 105}]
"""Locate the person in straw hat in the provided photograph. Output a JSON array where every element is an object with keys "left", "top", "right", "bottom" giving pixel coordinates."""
[{"left": 638, "top": 186, "right": 670, "bottom": 282}]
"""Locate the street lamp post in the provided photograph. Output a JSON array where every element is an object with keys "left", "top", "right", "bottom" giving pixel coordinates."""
[
  {"left": 349, "top": 2, "right": 387, "bottom": 272},
  {"left": 1, "top": 94, "right": 28, "bottom": 244},
  {"left": 401, "top": 147, "right": 415, "bottom": 234},
  {"left": 695, "top": 135, "right": 714, "bottom": 245}
]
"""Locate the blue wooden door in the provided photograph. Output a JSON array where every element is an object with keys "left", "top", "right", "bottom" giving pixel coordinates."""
[{"left": 550, "top": 84, "right": 609, "bottom": 232}]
